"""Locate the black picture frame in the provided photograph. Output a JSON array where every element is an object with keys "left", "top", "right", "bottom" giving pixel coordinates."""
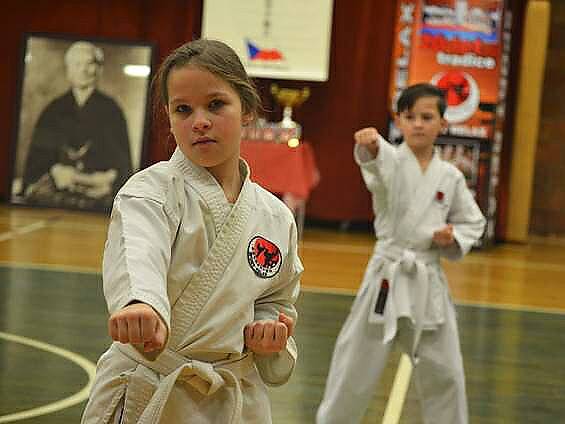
[
  {"left": 8, "top": 33, "right": 155, "bottom": 213},
  {"left": 435, "top": 136, "right": 483, "bottom": 193},
  {"left": 435, "top": 135, "right": 493, "bottom": 247}
]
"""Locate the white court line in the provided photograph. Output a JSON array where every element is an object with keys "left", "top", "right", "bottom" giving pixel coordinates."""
[
  {"left": 301, "top": 240, "right": 565, "bottom": 273},
  {"left": 382, "top": 354, "right": 413, "bottom": 424},
  {"left": 380, "top": 302, "right": 565, "bottom": 424},
  {"left": 456, "top": 299, "right": 565, "bottom": 316},
  {"left": 0, "top": 217, "right": 101, "bottom": 275},
  {"left": 2, "top": 230, "right": 564, "bottom": 423},
  {"left": 0, "top": 261, "right": 100, "bottom": 275},
  {"left": 301, "top": 285, "right": 357, "bottom": 296},
  {"left": 302, "top": 287, "right": 565, "bottom": 315},
  {"left": 307, "top": 283, "right": 414, "bottom": 423},
  {"left": 301, "top": 286, "right": 565, "bottom": 424},
  {"left": 0, "top": 220, "right": 50, "bottom": 242},
  {"left": 301, "top": 240, "right": 373, "bottom": 255},
  {"left": 0, "top": 331, "right": 96, "bottom": 423}
]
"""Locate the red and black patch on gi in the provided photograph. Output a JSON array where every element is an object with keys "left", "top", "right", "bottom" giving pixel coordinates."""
[{"left": 247, "top": 236, "right": 282, "bottom": 278}]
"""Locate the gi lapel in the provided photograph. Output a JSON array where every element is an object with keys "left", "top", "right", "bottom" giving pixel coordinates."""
[
  {"left": 396, "top": 148, "right": 444, "bottom": 237},
  {"left": 168, "top": 156, "right": 255, "bottom": 350}
]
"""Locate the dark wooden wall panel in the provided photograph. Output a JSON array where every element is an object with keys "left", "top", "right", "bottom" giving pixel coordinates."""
[
  {"left": 1, "top": 1, "right": 104, "bottom": 205},
  {"left": 98, "top": 1, "right": 144, "bottom": 38},
  {"left": 0, "top": 0, "right": 533, "bottom": 233},
  {"left": 494, "top": 0, "right": 527, "bottom": 240},
  {"left": 310, "top": 0, "right": 397, "bottom": 221},
  {"left": 530, "top": 0, "right": 565, "bottom": 236},
  {"left": 254, "top": 0, "right": 398, "bottom": 222},
  {"left": 0, "top": 0, "right": 395, "bottom": 222},
  {"left": 0, "top": 0, "right": 203, "bottom": 202}
]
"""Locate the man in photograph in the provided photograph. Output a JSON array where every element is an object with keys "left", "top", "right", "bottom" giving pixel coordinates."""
[{"left": 21, "top": 41, "right": 133, "bottom": 211}]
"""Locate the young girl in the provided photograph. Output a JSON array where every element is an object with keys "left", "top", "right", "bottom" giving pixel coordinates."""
[
  {"left": 81, "top": 39, "right": 302, "bottom": 424},
  {"left": 316, "top": 84, "right": 485, "bottom": 424}
]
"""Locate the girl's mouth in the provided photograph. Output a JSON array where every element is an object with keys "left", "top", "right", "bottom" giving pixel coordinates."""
[{"left": 193, "top": 137, "right": 216, "bottom": 145}]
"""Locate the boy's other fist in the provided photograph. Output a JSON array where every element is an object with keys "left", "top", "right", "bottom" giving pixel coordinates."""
[
  {"left": 433, "top": 224, "right": 455, "bottom": 247},
  {"left": 354, "top": 127, "right": 380, "bottom": 157}
]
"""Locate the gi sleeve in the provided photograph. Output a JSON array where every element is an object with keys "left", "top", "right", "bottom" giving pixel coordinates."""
[
  {"left": 102, "top": 174, "right": 181, "bottom": 334},
  {"left": 253, "top": 220, "right": 302, "bottom": 386},
  {"left": 354, "top": 136, "right": 397, "bottom": 204},
  {"left": 442, "top": 173, "right": 486, "bottom": 260}
]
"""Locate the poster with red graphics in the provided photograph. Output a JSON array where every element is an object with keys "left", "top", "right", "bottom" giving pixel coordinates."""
[
  {"left": 389, "top": 0, "right": 506, "bottom": 140},
  {"left": 388, "top": 0, "right": 514, "bottom": 246}
]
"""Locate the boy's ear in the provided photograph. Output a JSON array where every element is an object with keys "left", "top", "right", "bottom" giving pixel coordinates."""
[
  {"left": 242, "top": 113, "right": 254, "bottom": 127},
  {"left": 440, "top": 117, "right": 448, "bottom": 133}
]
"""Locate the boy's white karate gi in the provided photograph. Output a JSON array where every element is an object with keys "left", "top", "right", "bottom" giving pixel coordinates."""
[
  {"left": 317, "top": 137, "right": 485, "bottom": 424},
  {"left": 82, "top": 148, "right": 302, "bottom": 423}
]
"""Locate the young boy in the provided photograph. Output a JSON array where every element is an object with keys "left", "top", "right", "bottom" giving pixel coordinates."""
[{"left": 316, "top": 83, "right": 485, "bottom": 424}]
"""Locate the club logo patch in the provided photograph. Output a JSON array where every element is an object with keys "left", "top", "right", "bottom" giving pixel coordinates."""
[{"left": 247, "top": 236, "right": 282, "bottom": 278}]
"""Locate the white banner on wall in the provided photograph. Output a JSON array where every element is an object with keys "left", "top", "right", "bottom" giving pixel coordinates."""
[{"left": 201, "top": 0, "right": 334, "bottom": 81}]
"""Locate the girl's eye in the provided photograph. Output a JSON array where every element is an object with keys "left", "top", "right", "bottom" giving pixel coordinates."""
[
  {"left": 209, "top": 99, "right": 225, "bottom": 111},
  {"left": 175, "top": 104, "right": 191, "bottom": 114}
]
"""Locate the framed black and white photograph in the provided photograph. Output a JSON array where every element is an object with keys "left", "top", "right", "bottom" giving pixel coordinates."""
[{"left": 8, "top": 33, "right": 155, "bottom": 212}]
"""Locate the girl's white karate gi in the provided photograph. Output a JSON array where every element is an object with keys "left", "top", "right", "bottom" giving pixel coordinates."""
[
  {"left": 81, "top": 148, "right": 302, "bottom": 424},
  {"left": 317, "top": 137, "right": 485, "bottom": 424}
]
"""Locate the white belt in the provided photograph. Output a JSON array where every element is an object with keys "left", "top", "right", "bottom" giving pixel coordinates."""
[
  {"left": 373, "top": 243, "right": 439, "bottom": 360},
  {"left": 117, "top": 344, "right": 254, "bottom": 423}
]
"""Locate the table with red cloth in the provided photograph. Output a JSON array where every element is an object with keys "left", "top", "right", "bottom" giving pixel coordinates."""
[
  {"left": 240, "top": 140, "right": 320, "bottom": 235},
  {"left": 240, "top": 140, "right": 320, "bottom": 200}
]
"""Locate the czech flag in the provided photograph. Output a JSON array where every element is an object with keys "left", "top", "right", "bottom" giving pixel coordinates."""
[{"left": 246, "top": 40, "right": 284, "bottom": 61}]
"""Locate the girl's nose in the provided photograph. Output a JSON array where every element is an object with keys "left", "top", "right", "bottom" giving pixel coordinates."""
[{"left": 192, "top": 113, "right": 211, "bottom": 132}]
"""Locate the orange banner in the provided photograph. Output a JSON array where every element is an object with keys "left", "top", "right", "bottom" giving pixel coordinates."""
[{"left": 389, "top": 0, "right": 506, "bottom": 140}]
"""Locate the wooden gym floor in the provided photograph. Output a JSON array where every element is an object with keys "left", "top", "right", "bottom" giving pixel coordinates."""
[{"left": 0, "top": 205, "right": 564, "bottom": 423}]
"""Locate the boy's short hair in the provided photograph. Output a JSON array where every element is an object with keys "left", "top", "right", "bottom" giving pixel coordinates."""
[{"left": 397, "top": 83, "right": 447, "bottom": 117}]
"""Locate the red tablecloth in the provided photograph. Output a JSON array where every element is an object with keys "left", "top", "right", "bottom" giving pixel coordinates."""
[{"left": 240, "top": 140, "right": 320, "bottom": 200}]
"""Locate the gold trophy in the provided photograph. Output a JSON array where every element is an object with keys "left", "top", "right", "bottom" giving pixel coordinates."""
[{"left": 270, "top": 84, "right": 310, "bottom": 143}]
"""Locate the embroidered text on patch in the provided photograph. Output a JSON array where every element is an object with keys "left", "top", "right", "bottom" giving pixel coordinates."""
[{"left": 247, "top": 236, "right": 282, "bottom": 278}]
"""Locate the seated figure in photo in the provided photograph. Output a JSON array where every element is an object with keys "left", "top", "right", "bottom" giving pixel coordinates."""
[{"left": 21, "top": 41, "right": 133, "bottom": 211}]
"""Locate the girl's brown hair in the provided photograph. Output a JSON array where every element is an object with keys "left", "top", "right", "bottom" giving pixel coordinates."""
[{"left": 152, "top": 38, "right": 262, "bottom": 119}]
